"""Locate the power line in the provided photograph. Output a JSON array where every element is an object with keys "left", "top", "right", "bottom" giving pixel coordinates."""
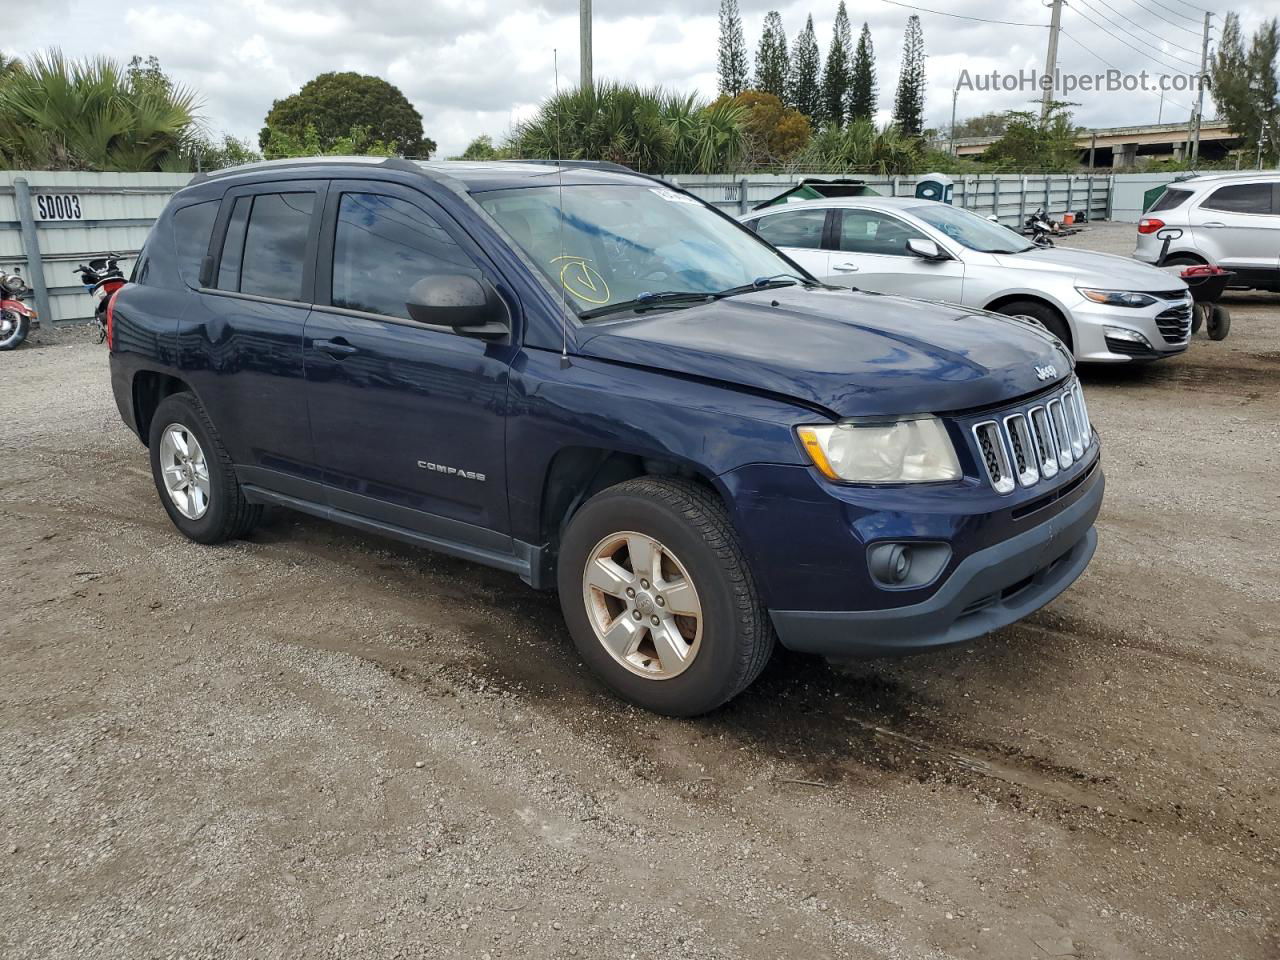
[
  {"left": 872, "top": 0, "right": 1046, "bottom": 29},
  {"left": 1059, "top": 28, "right": 1195, "bottom": 114},
  {"left": 1115, "top": 0, "right": 1206, "bottom": 38},
  {"left": 1082, "top": 0, "right": 1204, "bottom": 57},
  {"left": 1132, "top": 0, "right": 1206, "bottom": 28},
  {"left": 1157, "top": 0, "right": 1211, "bottom": 18},
  {"left": 1069, "top": 2, "right": 1203, "bottom": 73}
]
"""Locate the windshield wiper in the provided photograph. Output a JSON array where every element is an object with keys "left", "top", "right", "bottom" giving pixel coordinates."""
[
  {"left": 712, "top": 274, "right": 814, "bottom": 299},
  {"left": 579, "top": 291, "right": 712, "bottom": 321}
]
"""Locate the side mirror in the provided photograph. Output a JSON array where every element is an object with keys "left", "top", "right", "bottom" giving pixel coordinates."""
[
  {"left": 906, "top": 238, "right": 946, "bottom": 261},
  {"left": 407, "top": 274, "right": 508, "bottom": 338}
]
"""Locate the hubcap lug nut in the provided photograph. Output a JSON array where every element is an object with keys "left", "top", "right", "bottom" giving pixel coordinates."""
[
  {"left": 655, "top": 596, "right": 664, "bottom": 606},
  {"left": 650, "top": 616, "right": 660, "bottom": 626},
  {"left": 633, "top": 611, "right": 642, "bottom": 621},
  {"left": 640, "top": 579, "right": 650, "bottom": 589},
  {"left": 626, "top": 587, "right": 635, "bottom": 598}
]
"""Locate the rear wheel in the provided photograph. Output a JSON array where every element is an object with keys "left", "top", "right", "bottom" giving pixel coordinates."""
[
  {"left": 1207, "top": 304, "right": 1231, "bottom": 341},
  {"left": 0, "top": 309, "right": 29, "bottom": 351},
  {"left": 994, "top": 300, "right": 1072, "bottom": 354},
  {"left": 557, "top": 477, "right": 773, "bottom": 716},
  {"left": 148, "top": 392, "right": 260, "bottom": 544}
]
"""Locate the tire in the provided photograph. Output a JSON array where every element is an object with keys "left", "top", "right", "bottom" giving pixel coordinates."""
[
  {"left": 148, "top": 392, "right": 260, "bottom": 544},
  {"left": 0, "top": 309, "right": 29, "bottom": 351},
  {"left": 994, "top": 300, "right": 1072, "bottom": 353},
  {"left": 1161, "top": 254, "right": 1205, "bottom": 269},
  {"left": 1191, "top": 303, "right": 1205, "bottom": 335},
  {"left": 1207, "top": 304, "right": 1231, "bottom": 341},
  {"left": 556, "top": 476, "right": 774, "bottom": 716}
]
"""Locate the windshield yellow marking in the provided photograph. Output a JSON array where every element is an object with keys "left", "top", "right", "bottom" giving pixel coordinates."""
[{"left": 552, "top": 255, "right": 611, "bottom": 304}]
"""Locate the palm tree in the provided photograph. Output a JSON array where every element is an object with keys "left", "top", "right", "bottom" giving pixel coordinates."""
[{"left": 0, "top": 50, "right": 201, "bottom": 171}]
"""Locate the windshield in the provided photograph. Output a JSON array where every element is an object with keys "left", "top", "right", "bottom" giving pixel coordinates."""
[
  {"left": 905, "top": 203, "right": 1034, "bottom": 254},
  {"left": 477, "top": 184, "right": 802, "bottom": 318}
]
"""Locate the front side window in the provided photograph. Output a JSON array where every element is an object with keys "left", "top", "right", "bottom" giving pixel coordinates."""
[
  {"left": 837, "top": 210, "right": 928, "bottom": 256},
  {"left": 478, "top": 184, "right": 803, "bottom": 318},
  {"left": 1201, "top": 183, "right": 1272, "bottom": 215},
  {"left": 234, "top": 192, "right": 316, "bottom": 300},
  {"left": 171, "top": 200, "right": 219, "bottom": 288},
  {"left": 906, "top": 202, "right": 1033, "bottom": 254},
  {"left": 331, "top": 193, "right": 477, "bottom": 320},
  {"left": 754, "top": 208, "right": 827, "bottom": 249}
]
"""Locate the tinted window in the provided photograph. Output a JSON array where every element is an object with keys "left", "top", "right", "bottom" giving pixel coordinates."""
[
  {"left": 1201, "top": 183, "right": 1272, "bottom": 215},
  {"left": 1148, "top": 187, "right": 1191, "bottom": 213},
  {"left": 172, "top": 200, "right": 219, "bottom": 288},
  {"left": 839, "top": 210, "right": 928, "bottom": 256},
  {"left": 217, "top": 196, "right": 251, "bottom": 291},
  {"left": 331, "top": 193, "right": 477, "bottom": 320},
  {"left": 238, "top": 192, "right": 316, "bottom": 300},
  {"left": 754, "top": 209, "right": 826, "bottom": 249}
]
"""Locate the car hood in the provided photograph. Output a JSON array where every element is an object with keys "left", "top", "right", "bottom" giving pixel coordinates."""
[
  {"left": 992, "top": 246, "right": 1188, "bottom": 292},
  {"left": 575, "top": 287, "right": 1071, "bottom": 419}
]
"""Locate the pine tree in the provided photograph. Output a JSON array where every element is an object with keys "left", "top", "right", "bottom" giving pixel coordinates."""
[
  {"left": 754, "top": 11, "right": 790, "bottom": 102},
  {"left": 1211, "top": 13, "right": 1280, "bottom": 165},
  {"left": 892, "top": 14, "right": 926, "bottom": 136},
  {"left": 789, "top": 15, "right": 822, "bottom": 121},
  {"left": 820, "top": 2, "right": 853, "bottom": 127},
  {"left": 848, "top": 22, "right": 877, "bottom": 122},
  {"left": 717, "top": 0, "right": 749, "bottom": 97}
]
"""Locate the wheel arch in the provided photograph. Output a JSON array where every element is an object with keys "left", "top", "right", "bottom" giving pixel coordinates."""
[
  {"left": 131, "top": 370, "right": 194, "bottom": 446},
  {"left": 984, "top": 293, "right": 1074, "bottom": 349}
]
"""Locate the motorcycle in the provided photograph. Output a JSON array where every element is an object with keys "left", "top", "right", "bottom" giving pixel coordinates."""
[
  {"left": 74, "top": 254, "right": 127, "bottom": 344},
  {"left": 1023, "top": 208, "right": 1057, "bottom": 247},
  {"left": 0, "top": 266, "right": 39, "bottom": 351}
]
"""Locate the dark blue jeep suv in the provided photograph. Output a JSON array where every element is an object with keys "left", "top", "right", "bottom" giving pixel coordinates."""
[{"left": 108, "top": 157, "right": 1103, "bottom": 715}]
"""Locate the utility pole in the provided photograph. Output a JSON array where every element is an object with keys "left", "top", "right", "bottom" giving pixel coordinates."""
[
  {"left": 1189, "top": 11, "right": 1211, "bottom": 165},
  {"left": 950, "top": 83, "right": 960, "bottom": 155},
  {"left": 1041, "top": 0, "right": 1064, "bottom": 118},
  {"left": 580, "top": 0, "right": 593, "bottom": 91}
]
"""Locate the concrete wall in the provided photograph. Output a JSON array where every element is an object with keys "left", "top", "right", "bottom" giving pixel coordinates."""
[{"left": 1108, "top": 173, "right": 1184, "bottom": 223}]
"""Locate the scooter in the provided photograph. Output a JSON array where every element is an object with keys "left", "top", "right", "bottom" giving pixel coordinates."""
[
  {"left": 0, "top": 266, "right": 39, "bottom": 351},
  {"left": 74, "top": 254, "right": 127, "bottom": 344},
  {"left": 1024, "top": 209, "right": 1056, "bottom": 247}
]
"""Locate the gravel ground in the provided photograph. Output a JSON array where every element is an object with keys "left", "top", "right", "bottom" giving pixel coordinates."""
[{"left": 2, "top": 222, "right": 1278, "bottom": 959}]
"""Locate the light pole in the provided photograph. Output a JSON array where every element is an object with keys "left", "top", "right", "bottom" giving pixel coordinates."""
[
  {"left": 580, "top": 0, "right": 593, "bottom": 91},
  {"left": 1041, "top": 0, "right": 1063, "bottom": 119},
  {"left": 950, "top": 82, "right": 960, "bottom": 156}
]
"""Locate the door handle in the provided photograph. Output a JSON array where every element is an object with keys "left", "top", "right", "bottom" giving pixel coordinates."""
[
  {"left": 313, "top": 337, "right": 358, "bottom": 358},
  {"left": 1202, "top": 222, "right": 1225, "bottom": 228},
  {"left": 833, "top": 261, "right": 860, "bottom": 272}
]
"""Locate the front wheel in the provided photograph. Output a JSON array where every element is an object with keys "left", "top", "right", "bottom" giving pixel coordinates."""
[
  {"left": 557, "top": 477, "right": 773, "bottom": 716},
  {"left": 995, "top": 300, "right": 1073, "bottom": 354},
  {"left": 0, "top": 309, "right": 29, "bottom": 351},
  {"left": 1207, "top": 304, "right": 1231, "bottom": 341}
]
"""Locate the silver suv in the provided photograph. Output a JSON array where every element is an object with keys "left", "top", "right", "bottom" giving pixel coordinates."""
[
  {"left": 1135, "top": 173, "right": 1280, "bottom": 291},
  {"left": 741, "top": 197, "right": 1192, "bottom": 363}
]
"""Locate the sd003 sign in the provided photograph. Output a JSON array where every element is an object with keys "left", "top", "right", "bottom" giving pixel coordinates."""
[{"left": 35, "top": 194, "right": 84, "bottom": 220}]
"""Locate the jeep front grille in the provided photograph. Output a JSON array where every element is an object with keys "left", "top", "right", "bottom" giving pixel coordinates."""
[{"left": 971, "top": 379, "right": 1095, "bottom": 494}]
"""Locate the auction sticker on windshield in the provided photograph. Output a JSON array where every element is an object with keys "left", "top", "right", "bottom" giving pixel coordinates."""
[{"left": 650, "top": 187, "right": 700, "bottom": 205}]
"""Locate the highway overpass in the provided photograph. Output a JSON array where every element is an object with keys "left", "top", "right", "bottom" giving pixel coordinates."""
[{"left": 950, "top": 120, "right": 1237, "bottom": 168}]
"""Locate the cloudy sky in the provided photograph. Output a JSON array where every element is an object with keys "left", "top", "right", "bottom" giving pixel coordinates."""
[{"left": 6, "top": 0, "right": 1274, "bottom": 157}]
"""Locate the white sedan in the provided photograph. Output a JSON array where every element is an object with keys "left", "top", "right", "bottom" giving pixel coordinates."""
[{"left": 740, "top": 197, "right": 1193, "bottom": 363}]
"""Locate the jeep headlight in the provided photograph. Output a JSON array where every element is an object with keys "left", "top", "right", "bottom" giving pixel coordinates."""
[
  {"left": 1077, "top": 287, "right": 1156, "bottom": 308},
  {"left": 797, "top": 417, "right": 961, "bottom": 484}
]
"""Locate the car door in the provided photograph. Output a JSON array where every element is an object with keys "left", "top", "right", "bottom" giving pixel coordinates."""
[
  {"left": 176, "top": 181, "right": 326, "bottom": 497},
  {"left": 749, "top": 207, "right": 832, "bottom": 278},
  {"left": 304, "top": 180, "right": 516, "bottom": 549},
  {"left": 828, "top": 208, "right": 965, "bottom": 301},
  {"left": 1189, "top": 180, "right": 1280, "bottom": 274}
]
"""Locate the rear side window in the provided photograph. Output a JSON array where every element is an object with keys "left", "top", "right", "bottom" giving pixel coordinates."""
[
  {"left": 214, "top": 192, "right": 316, "bottom": 300},
  {"left": 1201, "top": 183, "right": 1273, "bottom": 215},
  {"left": 331, "top": 193, "right": 477, "bottom": 320},
  {"left": 754, "top": 209, "right": 826, "bottom": 249},
  {"left": 1148, "top": 188, "right": 1191, "bottom": 213},
  {"left": 171, "top": 200, "right": 219, "bottom": 288}
]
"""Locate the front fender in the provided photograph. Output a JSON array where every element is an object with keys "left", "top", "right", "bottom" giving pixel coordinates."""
[{"left": 1, "top": 298, "right": 36, "bottom": 319}]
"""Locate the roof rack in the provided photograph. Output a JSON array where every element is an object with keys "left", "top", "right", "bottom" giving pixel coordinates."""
[{"left": 188, "top": 155, "right": 421, "bottom": 185}]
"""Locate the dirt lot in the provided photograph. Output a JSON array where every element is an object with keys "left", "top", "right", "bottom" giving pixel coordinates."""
[{"left": 2, "top": 222, "right": 1278, "bottom": 959}]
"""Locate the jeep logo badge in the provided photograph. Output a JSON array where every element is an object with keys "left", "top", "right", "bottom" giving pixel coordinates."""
[{"left": 1034, "top": 364, "right": 1058, "bottom": 381}]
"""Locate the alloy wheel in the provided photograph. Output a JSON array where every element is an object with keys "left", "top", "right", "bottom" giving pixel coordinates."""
[{"left": 159, "top": 423, "right": 211, "bottom": 520}]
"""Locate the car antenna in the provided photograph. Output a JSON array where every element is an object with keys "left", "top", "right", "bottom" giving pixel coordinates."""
[{"left": 553, "top": 48, "right": 571, "bottom": 369}]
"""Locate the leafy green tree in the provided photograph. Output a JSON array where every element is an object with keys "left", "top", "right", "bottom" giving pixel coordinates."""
[
  {"left": 795, "top": 118, "right": 921, "bottom": 173},
  {"left": 458, "top": 134, "right": 501, "bottom": 160},
  {"left": 754, "top": 11, "right": 790, "bottom": 102},
  {"left": 953, "top": 111, "right": 1008, "bottom": 138},
  {"left": 1211, "top": 13, "right": 1280, "bottom": 167},
  {"left": 982, "top": 103, "right": 1080, "bottom": 172},
  {"left": 848, "top": 23, "right": 877, "bottom": 122},
  {"left": 821, "top": 2, "right": 853, "bottom": 127},
  {"left": 789, "top": 15, "right": 822, "bottom": 121},
  {"left": 260, "top": 72, "right": 434, "bottom": 157},
  {"left": 262, "top": 122, "right": 395, "bottom": 160},
  {"left": 193, "top": 134, "right": 260, "bottom": 170},
  {"left": 892, "top": 14, "right": 926, "bottom": 136},
  {"left": 710, "top": 90, "right": 811, "bottom": 164},
  {"left": 717, "top": 0, "right": 749, "bottom": 96},
  {"left": 0, "top": 50, "right": 200, "bottom": 170}
]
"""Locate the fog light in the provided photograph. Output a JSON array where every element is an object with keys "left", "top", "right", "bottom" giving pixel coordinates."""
[
  {"left": 1104, "top": 325, "right": 1152, "bottom": 349},
  {"left": 870, "top": 543, "right": 912, "bottom": 585}
]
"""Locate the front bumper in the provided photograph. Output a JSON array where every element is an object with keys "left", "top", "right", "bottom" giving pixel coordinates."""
[
  {"left": 769, "top": 464, "right": 1103, "bottom": 658},
  {"left": 1068, "top": 296, "right": 1190, "bottom": 362}
]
